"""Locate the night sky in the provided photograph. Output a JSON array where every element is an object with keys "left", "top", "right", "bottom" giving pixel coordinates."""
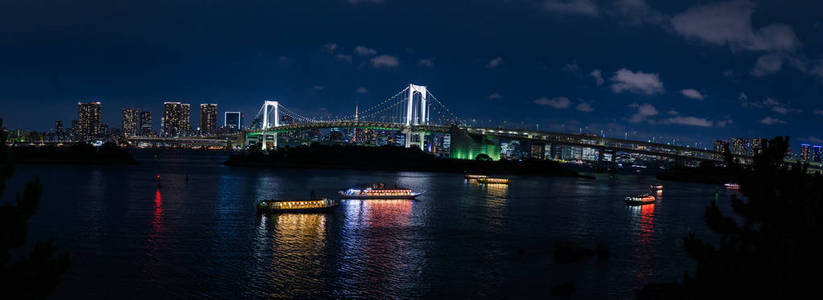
[{"left": 2, "top": 0, "right": 822, "bottom": 148}]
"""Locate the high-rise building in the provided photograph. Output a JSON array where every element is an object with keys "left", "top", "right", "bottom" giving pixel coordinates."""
[
  {"left": 139, "top": 111, "right": 152, "bottom": 136},
  {"left": 224, "top": 112, "right": 242, "bottom": 130},
  {"left": 77, "top": 102, "right": 102, "bottom": 141},
  {"left": 800, "top": 144, "right": 811, "bottom": 161},
  {"left": 121, "top": 108, "right": 140, "bottom": 137},
  {"left": 814, "top": 145, "right": 822, "bottom": 163},
  {"left": 162, "top": 102, "right": 191, "bottom": 137},
  {"left": 199, "top": 103, "right": 218, "bottom": 135},
  {"left": 751, "top": 138, "right": 767, "bottom": 156},
  {"left": 714, "top": 140, "right": 730, "bottom": 154},
  {"left": 731, "top": 137, "right": 748, "bottom": 156}
]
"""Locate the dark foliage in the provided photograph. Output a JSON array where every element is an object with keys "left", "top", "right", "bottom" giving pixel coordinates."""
[
  {"left": 224, "top": 143, "right": 583, "bottom": 177},
  {"left": 656, "top": 144, "right": 743, "bottom": 184},
  {"left": 0, "top": 119, "right": 70, "bottom": 299},
  {"left": 641, "top": 136, "right": 823, "bottom": 298}
]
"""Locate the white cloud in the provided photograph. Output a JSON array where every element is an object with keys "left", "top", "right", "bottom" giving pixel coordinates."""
[
  {"left": 680, "top": 88, "right": 705, "bottom": 100},
  {"left": 418, "top": 59, "right": 434, "bottom": 68},
  {"left": 356, "top": 87, "right": 368, "bottom": 94},
  {"left": 671, "top": 0, "right": 799, "bottom": 52},
  {"left": 751, "top": 53, "right": 783, "bottom": 77},
  {"left": 772, "top": 106, "right": 789, "bottom": 115},
  {"left": 312, "top": 85, "right": 325, "bottom": 90},
  {"left": 717, "top": 119, "right": 733, "bottom": 127},
  {"left": 589, "top": 69, "right": 604, "bottom": 85},
  {"left": 543, "top": 0, "right": 599, "bottom": 16},
  {"left": 276, "top": 56, "right": 292, "bottom": 64},
  {"left": 805, "top": 136, "right": 823, "bottom": 144},
  {"left": 610, "top": 68, "right": 664, "bottom": 95},
  {"left": 323, "top": 43, "right": 338, "bottom": 54},
  {"left": 614, "top": 0, "right": 665, "bottom": 24},
  {"left": 370, "top": 55, "right": 399, "bottom": 68},
  {"left": 664, "top": 116, "right": 713, "bottom": 127},
  {"left": 760, "top": 116, "right": 786, "bottom": 125},
  {"left": 814, "top": 109, "right": 823, "bottom": 116},
  {"left": 628, "top": 103, "right": 659, "bottom": 123},
  {"left": 534, "top": 97, "right": 571, "bottom": 109},
  {"left": 738, "top": 92, "right": 748, "bottom": 100},
  {"left": 354, "top": 46, "right": 377, "bottom": 56},
  {"left": 486, "top": 57, "right": 504, "bottom": 68},
  {"left": 335, "top": 54, "right": 352, "bottom": 63},
  {"left": 487, "top": 92, "right": 502, "bottom": 100},
  {"left": 575, "top": 102, "right": 594, "bottom": 112},
  {"left": 667, "top": 110, "right": 678, "bottom": 115}
]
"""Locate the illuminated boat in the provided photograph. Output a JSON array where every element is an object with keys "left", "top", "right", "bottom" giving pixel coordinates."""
[
  {"left": 257, "top": 198, "right": 339, "bottom": 213},
  {"left": 338, "top": 183, "right": 421, "bottom": 199},
  {"left": 624, "top": 193, "right": 656, "bottom": 205},
  {"left": 477, "top": 177, "right": 509, "bottom": 184},
  {"left": 465, "top": 174, "right": 487, "bottom": 180},
  {"left": 724, "top": 183, "right": 740, "bottom": 189},
  {"left": 650, "top": 184, "right": 663, "bottom": 191}
]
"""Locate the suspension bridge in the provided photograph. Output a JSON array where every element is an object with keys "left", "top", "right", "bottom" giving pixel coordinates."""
[{"left": 240, "top": 83, "right": 730, "bottom": 163}]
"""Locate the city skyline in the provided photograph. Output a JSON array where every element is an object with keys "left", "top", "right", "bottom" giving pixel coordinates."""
[{"left": 2, "top": 0, "right": 823, "bottom": 147}]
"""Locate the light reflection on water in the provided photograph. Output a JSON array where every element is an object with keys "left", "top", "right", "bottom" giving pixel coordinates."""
[{"left": 5, "top": 153, "right": 729, "bottom": 299}]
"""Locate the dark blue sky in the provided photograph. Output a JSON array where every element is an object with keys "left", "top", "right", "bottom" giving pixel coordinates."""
[{"left": 2, "top": 0, "right": 822, "bottom": 147}]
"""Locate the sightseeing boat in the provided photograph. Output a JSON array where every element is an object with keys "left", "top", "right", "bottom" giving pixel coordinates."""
[
  {"left": 477, "top": 177, "right": 509, "bottom": 184},
  {"left": 257, "top": 198, "right": 339, "bottom": 213},
  {"left": 338, "top": 183, "right": 421, "bottom": 199},
  {"left": 724, "top": 183, "right": 740, "bottom": 190},
  {"left": 650, "top": 184, "right": 663, "bottom": 191},
  {"left": 624, "top": 193, "right": 656, "bottom": 206},
  {"left": 464, "top": 174, "right": 487, "bottom": 180}
]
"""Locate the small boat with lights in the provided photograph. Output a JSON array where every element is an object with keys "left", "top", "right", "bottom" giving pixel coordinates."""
[
  {"left": 724, "top": 183, "right": 740, "bottom": 189},
  {"left": 464, "top": 174, "right": 487, "bottom": 180},
  {"left": 624, "top": 193, "right": 656, "bottom": 206},
  {"left": 650, "top": 184, "right": 663, "bottom": 191},
  {"left": 477, "top": 177, "right": 509, "bottom": 184},
  {"left": 257, "top": 198, "right": 339, "bottom": 213},
  {"left": 338, "top": 183, "right": 421, "bottom": 199}
]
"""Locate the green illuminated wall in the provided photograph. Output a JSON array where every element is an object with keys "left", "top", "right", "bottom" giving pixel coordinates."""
[{"left": 449, "top": 127, "right": 501, "bottom": 161}]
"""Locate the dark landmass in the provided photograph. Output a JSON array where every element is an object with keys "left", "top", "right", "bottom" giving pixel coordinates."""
[
  {"left": 8, "top": 143, "right": 139, "bottom": 165},
  {"left": 223, "top": 144, "right": 584, "bottom": 177}
]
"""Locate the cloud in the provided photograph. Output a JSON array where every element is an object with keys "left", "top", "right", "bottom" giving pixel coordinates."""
[
  {"left": 354, "top": 46, "right": 377, "bottom": 56},
  {"left": 680, "top": 88, "right": 705, "bottom": 100},
  {"left": 486, "top": 57, "right": 504, "bottom": 68},
  {"left": 717, "top": 119, "right": 733, "bottom": 127},
  {"left": 323, "top": 43, "right": 338, "bottom": 54},
  {"left": 760, "top": 116, "right": 786, "bottom": 125},
  {"left": 356, "top": 87, "right": 368, "bottom": 94},
  {"left": 805, "top": 136, "right": 823, "bottom": 144},
  {"left": 312, "top": 85, "right": 325, "bottom": 90},
  {"left": 487, "top": 92, "right": 502, "bottom": 100},
  {"left": 561, "top": 63, "right": 579, "bottom": 72},
  {"left": 418, "top": 59, "right": 434, "bottom": 68},
  {"left": 751, "top": 53, "right": 783, "bottom": 77},
  {"left": 610, "top": 68, "right": 664, "bottom": 95},
  {"left": 613, "top": 0, "right": 665, "bottom": 24},
  {"left": 664, "top": 116, "right": 713, "bottom": 127},
  {"left": 335, "top": 54, "right": 352, "bottom": 63},
  {"left": 738, "top": 92, "right": 748, "bottom": 100},
  {"left": 667, "top": 110, "right": 678, "bottom": 115},
  {"left": 814, "top": 109, "right": 823, "bottom": 116},
  {"left": 670, "top": 0, "right": 799, "bottom": 52},
  {"left": 534, "top": 97, "right": 571, "bottom": 109},
  {"left": 589, "top": 69, "right": 604, "bottom": 85},
  {"left": 772, "top": 106, "right": 789, "bottom": 115},
  {"left": 628, "top": 103, "right": 658, "bottom": 123},
  {"left": 543, "top": 0, "right": 599, "bottom": 16},
  {"left": 276, "top": 56, "right": 292, "bottom": 64},
  {"left": 370, "top": 55, "right": 399, "bottom": 68},
  {"left": 575, "top": 102, "right": 594, "bottom": 112}
]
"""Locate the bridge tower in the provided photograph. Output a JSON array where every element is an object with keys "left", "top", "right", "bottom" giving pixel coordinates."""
[
  {"left": 405, "top": 84, "right": 428, "bottom": 149},
  {"left": 261, "top": 100, "right": 279, "bottom": 150}
]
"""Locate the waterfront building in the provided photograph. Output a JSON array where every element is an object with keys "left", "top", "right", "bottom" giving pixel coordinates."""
[
  {"left": 55, "top": 120, "right": 63, "bottom": 141},
  {"left": 800, "top": 144, "right": 811, "bottom": 161},
  {"left": 162, "top": 102, "right": 191, "bottom": 137},
  {"left": 122, "top": 108, "right": 140, "bottom": 137},
  {"left": 714, "top": 140, "right": 730, "bottom": 154},
  {"left": 224, "top": 112, "right": 242, "bottom": 130},
  {"left": 751, "top": 138, "right": 767, "bottom": 155},
  {"left": 140, "top": 111, "right": 152, "bottom": 136},
  {"left": 199, "top": 103, "right": 218, "bottom": 135},
  {"left": 77, "top": 102, "right": 102, "bottom": 141},
  {"left": 814, "top": 145, "right": 822, "bottom": 163},
  {"left": 731, "top": 137, "right": 748, "bottom": 156}
]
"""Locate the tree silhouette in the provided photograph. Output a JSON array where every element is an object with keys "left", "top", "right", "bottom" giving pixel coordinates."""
[
  {"left": 0, "top": 119, "right": 70, "bottom": 299},
  {"left": 647, "top": 136, "right": 823, "bottom": 298}
]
